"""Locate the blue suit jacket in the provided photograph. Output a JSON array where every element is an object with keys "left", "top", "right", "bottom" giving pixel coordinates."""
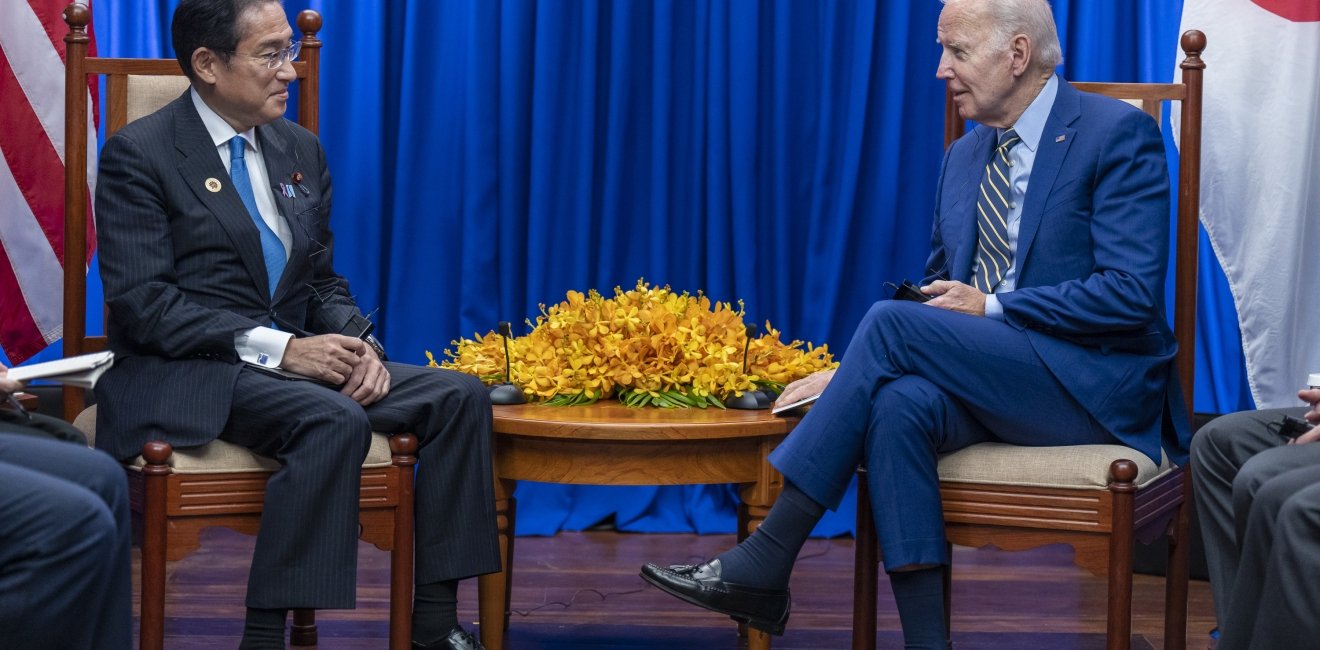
[{"left": 922, "top": 80, "right": 1190, "bottom": 465}]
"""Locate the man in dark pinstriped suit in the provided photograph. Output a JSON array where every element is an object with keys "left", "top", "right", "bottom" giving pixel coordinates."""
[{"left": 92, "top": 1, "right": 495, "bottom": 648}]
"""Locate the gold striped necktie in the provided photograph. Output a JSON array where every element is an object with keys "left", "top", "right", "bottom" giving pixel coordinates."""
[{"left": 972, "top": 128, "right": 1020, "bottom": 293}]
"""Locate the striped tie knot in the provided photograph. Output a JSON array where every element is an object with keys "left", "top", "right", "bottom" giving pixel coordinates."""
[{"left": 995, "top": 128, "right": 1021, "bottom": 169}]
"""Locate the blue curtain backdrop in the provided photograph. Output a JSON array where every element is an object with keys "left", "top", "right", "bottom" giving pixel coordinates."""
[{"left": 43, "top": 0, "right": 1248, "bottom": 537}]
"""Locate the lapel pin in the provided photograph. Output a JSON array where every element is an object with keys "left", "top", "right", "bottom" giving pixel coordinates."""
[
  {"left": 280, "top": 183, "right": 295, "bottom": 198},
  {"left": 205, "top": 177, "right": 222, "bottom": 193},
  {"left": 291, "top": 171, "right": 309, "bottom": 196},
  {"left": 1055, "top": 134, "right": 1067, "bottom": 143}
]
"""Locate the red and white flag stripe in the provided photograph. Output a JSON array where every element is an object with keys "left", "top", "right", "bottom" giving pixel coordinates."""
[{"left": 0, "top": 0, "right": 99, "bottom": 364}]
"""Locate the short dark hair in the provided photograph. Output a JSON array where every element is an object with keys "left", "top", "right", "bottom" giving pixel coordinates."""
[{"left": 172, "top": 0, "right": 280, "bottom": 81}]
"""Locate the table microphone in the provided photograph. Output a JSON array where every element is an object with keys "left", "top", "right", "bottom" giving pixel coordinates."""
[
  {"left": 489, "top": 321, "right": 526, "bottom": 404},
  {"left": 726, "top": 323, "right": 772, "bottom": 410}
]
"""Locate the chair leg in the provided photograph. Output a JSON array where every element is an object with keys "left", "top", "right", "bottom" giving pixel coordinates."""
[
  {"left": 943, "top": 542, "right": 953, "bottom": 644},
  {"left": 1106, "top": 461, "right": 1138, "bottom": 650},
  {"left": 1105, "top": 540, "right": 1135, "bottom": 650},
  {"left": 290, "top": 609, "right": 317, "bottom": 646},
  {"left": 389, "top": 434, "right": 418, "bottom": 650},
  {"left": 852, "top": 471, "right": 878, "bottom": 650},
  {"left": 139, "top": 446, "right": 173, "bottom": 650},
  {"left": 1163, "top": 473, "right": 1192, "bottom": 650}
]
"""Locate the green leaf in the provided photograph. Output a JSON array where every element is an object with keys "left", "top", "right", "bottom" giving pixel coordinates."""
[{"left": 667, "top": 390, "right": 694, "bottom": 407}]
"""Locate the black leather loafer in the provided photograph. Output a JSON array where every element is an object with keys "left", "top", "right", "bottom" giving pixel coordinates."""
[
  {"left": 412, "top": 626, "right": 485, "bottom": 650},
  {"left": 640, "top": 559, "right": 791, "bottom": 635}
]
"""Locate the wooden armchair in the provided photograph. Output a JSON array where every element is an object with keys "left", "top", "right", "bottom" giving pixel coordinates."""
[
  {"left": 852, "top": 31, "right": 1205, "bottom": 650},
  {"left": 60, "top": 7, "right": 416, "bottom": 649}
]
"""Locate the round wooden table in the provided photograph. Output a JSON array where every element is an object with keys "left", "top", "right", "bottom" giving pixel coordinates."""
[{"left": 476, "top": 402, "right": 801, "bottom": 650}]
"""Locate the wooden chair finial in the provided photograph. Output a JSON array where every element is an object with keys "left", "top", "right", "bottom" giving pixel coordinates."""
[
  {"left": 1181, "top": 29, "right": 1207, "bottom": 69},
  {"left": 63, "top": 2, "right": 91, "bottom": 31},
  {"left": 297, "top": 9, "right": 323, "bottom": 40}
]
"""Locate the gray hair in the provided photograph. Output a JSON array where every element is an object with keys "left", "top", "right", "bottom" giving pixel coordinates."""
[{"left": 943, "top": 0, "right": 1063, "bottom": 71}]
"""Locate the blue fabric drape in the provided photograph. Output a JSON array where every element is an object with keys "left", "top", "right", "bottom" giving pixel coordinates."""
[{"left": 40, "top": 0, "right": 1247, "bottom": 537}]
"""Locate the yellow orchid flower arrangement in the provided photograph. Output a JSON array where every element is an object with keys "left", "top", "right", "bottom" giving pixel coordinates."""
[{"left": 429, "top": 279, "right": 837, "bottom": 408}]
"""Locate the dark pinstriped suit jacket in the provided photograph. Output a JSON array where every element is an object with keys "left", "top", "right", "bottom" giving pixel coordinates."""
[{"left": 93, "top": 92, "right": 360, "bottom": 461}]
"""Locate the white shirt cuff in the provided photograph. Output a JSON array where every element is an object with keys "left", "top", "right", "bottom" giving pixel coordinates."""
[
  {"left": 235, "top": 327, "right": 293, "bottom": 368},
  {"left": 984, "top": 294, "right": 1005, "bottom": 321}
]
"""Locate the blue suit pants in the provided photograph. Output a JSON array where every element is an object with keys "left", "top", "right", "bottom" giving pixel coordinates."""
[
  {"left": 0, "top": 430, "right": 132, "bottom": 649},
  {"left": 769, "top": 300, "right": 1114, "bottom": 570}
]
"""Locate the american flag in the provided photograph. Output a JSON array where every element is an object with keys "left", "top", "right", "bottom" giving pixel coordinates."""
[{"left": 0, "top": 0, "right": 99, "bottom": 364}]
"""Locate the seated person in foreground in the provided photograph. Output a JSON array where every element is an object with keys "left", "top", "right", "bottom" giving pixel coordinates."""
[
  {"left": 0, "top": 366, "right": 132, "bottom": 650},
  {"left": 640, "top": 1, "right": 1190, "bottom": 648},
  {"left": 1192, "top": 382, "right": 1320, "bottom": 650},
  {"left": 92, "top": 1, "right": 498, "bottom": 648}
]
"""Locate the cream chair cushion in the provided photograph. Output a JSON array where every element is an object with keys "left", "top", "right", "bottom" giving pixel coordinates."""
[
  {"left": 937, "top": 442, "right": 1173, "bottom": 489},
  {"left": 75, "top": 405, "right": 395, "bottom": 472},
  {"left": 127, "top": 74, "right": 191, "bottom": 122}
]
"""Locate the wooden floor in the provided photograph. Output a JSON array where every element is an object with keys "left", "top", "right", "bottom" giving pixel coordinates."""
[{"left": 139, "top": 528, "right": 1216, "bottom": 649}]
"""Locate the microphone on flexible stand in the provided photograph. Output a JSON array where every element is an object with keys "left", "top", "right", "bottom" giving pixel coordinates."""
[
  {"left": 726, "top": 323, "right": 772, "bottom": 410},
  {"left": 489, "top": 321, "right": 526, "bottom": 405}
]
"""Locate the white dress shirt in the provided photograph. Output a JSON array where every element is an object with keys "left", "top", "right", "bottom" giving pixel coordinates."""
[{"left": 190, "top": 89, "right": 293, "bottom": 368}]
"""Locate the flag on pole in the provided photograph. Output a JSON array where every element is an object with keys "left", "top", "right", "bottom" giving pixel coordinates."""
[
  {"left": 1176, "top": 0, "right": 1320, "bottom": 407},
  {"left": 0, "top": 0, "right": 99, "bottom": 365}
]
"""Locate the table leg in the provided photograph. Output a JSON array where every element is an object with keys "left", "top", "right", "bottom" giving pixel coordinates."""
[
  {"left": 738, "top": 480, "right": 776, "bottom": 650},
  {"left": 738, "top": 438, "right": 785, "bottom": 650},
  {"left": 749, "top": 629, "right": 773, "bottom": 650},
  {"left": 479, "top": 478, "right": 517, "bottom": 650}
]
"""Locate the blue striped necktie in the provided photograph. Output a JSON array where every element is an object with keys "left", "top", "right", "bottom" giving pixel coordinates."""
[
  {"left": 972, "top": 128, "right": 1020, "bottom": 293},
  {"left": 228, "top": 136, "right": 286, "bottom": 298}
]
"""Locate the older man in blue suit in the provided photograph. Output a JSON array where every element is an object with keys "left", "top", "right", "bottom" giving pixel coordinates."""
[{"left": 642, "top": 0, "right": 1190, "bottom": 647}]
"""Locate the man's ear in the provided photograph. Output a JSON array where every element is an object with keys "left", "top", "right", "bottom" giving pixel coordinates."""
[
  {"left": 191, "top": 48, "right": 222, "bottom": 85},
  {"left": 1009, "top": 34, "right": 1033, "bottom": 77}
]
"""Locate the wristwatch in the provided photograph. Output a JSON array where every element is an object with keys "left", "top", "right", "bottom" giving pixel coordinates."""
[{"left": 364, "top": 334, "right": 388, "bottom": 361}]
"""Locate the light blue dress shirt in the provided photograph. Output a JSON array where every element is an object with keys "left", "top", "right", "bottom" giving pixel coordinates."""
[{"left": 981, "top": 74, "right": 1058, "bottom": 320}]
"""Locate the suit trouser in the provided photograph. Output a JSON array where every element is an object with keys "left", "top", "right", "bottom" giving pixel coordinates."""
[
  {"left": 220, "top": 361, "right": 501, "bottom": 609},
  {"left": 769, "top": 300, "right": 1114, "bottom": 570},
  {"left": 0, "top": 430, "right": 133, "bottom": 650},
  {"left": 1190, "top": 408, "right": 1320, "bottom": 650}
]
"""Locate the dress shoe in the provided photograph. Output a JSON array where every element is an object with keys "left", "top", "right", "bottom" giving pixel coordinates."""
[
  {"left": 412, "top": 626, "right": 485, "bottom": 650},
  {"left": 640, "top": 558, "right": 790, "bottom": 635}
]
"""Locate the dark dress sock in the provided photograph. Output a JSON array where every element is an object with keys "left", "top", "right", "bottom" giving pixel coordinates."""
[
  {"left": 412, "top": 579, "right": 460, "bottom": 643},
  {"left": 714, "top": 481, "right": 826, "bottom": 590},
  {"left": 239, "top": 607, "right": 287, "bottom": 650},
  {"left": 889, "top": 567, "right": 948, "bottom": 650}
]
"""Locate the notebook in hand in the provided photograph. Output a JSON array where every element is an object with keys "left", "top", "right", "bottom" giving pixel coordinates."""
[
  {"left": 771, "top": 392, "right": 821, "bottom": 415},
  {"left": 7, "top": 351, "right": 115, "bottom": 389}
]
